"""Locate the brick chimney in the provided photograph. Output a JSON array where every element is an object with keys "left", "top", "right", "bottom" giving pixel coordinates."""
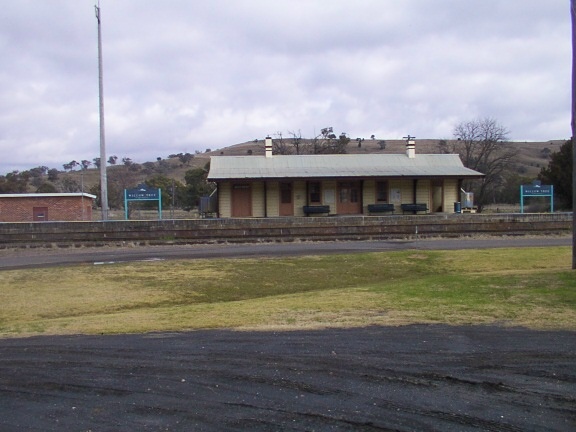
[{"left": 265, "top": 136, "right": 273, "bottom": 158}]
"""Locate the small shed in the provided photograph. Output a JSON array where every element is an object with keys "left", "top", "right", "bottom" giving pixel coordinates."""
[{"left": 0, "top": 193, "right": 96, "bottom": 222}]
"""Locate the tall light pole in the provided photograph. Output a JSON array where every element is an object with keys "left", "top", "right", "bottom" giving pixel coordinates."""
[
  {"left": 570, "top": 0, "right": 576, "bottom": 270},
  {"left": 95, "top": 1, "right": 109, "bottom": 220}
]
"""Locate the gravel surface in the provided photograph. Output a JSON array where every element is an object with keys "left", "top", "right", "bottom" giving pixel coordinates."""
[{"left": 1, "top": 325, "right": 575, "bottom": 431}]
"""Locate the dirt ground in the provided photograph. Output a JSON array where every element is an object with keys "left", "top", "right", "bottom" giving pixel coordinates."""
[{"left": 0, "top": 324, "right": 574, "bottom": 431}]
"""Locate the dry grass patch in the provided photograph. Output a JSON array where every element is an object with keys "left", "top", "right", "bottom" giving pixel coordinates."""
[{"left": 0, "top": 247, "right": 574, "bottom": 337}]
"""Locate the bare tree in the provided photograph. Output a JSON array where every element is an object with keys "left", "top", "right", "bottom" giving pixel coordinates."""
[
  {"left": 272, "top": 132, "right": 293, "bottom": 155},
  {"left": 287, "top": 130, "right": 305, "bottom": 154},
  {"left": 437, "top": 139, "right": 449, "bottom": 153},
  {"left": 451, "top": 117, "right": 517, "bottom": 211},
  {"left": 270, "top": 130, "right": 307, "bottom": 155},
  {"left": 271, "top": 127, "right": 350, "bottom": 155}
]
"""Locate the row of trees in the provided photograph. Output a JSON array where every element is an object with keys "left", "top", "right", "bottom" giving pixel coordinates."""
[
  {"left": 1, "top": 119, "right": 572, "bottom": 211},
  {"left": 0, "top": 166, "right": 62, "bottom": 193},
  {"left": 0, "top": 157, "right": 215, "bottom": 212},
  {"left": 272, "top": 127, "right": 351, "bottom": 155},
  {"left": 87, "top": 164, "right": 214, "bottom": 212},
  {"left": 61, "top": 152, "right": 197, "bottom": 174}
]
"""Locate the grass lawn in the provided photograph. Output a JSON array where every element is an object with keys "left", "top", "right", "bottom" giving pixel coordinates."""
[{"left": 0, "top": 247, "right": 574, "bottom": 337}]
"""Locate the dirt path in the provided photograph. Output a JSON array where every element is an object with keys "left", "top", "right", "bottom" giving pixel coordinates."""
[{"left": 0, "top": 325, "right": 574, "bottom": 431}]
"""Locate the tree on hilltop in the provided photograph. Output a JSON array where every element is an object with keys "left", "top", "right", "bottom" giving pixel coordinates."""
[
  {"left": 0, "top": 171, "right": 30, "bottom": 193},
  {"left": 270, "top": 127, "right": 351, "bottom": 155},
  {"left": 312, "top": 127, "right": 349, "bottom": 154}
]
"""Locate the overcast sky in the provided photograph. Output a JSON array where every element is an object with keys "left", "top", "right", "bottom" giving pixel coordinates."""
[{"left": 0, "top": 0, "right": 571, "bottom": 174}]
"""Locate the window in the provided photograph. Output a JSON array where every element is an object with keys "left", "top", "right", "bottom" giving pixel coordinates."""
[
  {"left": 339, "top": 182, "right": 360, "bottom": 204},
  {"left": 376, "top": 181, "right": 388, "bottom": 202},
  {"left": 339, "top": 184, "right": 349, "bottom": 203},
  {"left": 350, "top": 187, "right": 359, "bottom": 203},
  {"left": 309, "top": 182, "right": 321, "bottom": 203}
]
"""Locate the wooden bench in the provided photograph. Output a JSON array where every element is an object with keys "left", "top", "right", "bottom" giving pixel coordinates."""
[
  {"left": 367, "top": 203, "right": 395, "bottom": 214},
  {"left": 303, "top": 205, "right": 330, "bottom": 216},
  {"left": 401, "top": 203, "right": 428, "bottom": 214}
]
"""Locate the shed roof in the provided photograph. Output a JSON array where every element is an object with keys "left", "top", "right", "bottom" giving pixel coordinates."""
[
  {"left": 0, "top": 193, "right": 97, "bottom": 199},
  {"left": 207, "top": 153, "right": 484, "bottom": 180}
]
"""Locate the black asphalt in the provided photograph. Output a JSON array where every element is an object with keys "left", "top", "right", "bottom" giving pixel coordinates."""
[
  {"left": 0, "top": 325, "right": 575, "bottom": 431},
  {"left": 0, "top": 235, "right": 571, "bottom": 270}
]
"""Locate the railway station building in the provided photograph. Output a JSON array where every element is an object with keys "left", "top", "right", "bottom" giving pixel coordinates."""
[{"left": 207, "top": 138, "right": 484, "bottom": 218}]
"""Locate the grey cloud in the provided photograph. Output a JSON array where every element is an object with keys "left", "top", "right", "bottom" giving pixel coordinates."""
[{"left": 0, "top": 0, "right": 571, "bottom": 174}]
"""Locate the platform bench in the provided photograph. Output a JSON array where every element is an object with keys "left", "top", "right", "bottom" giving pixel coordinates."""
[
  {"left": 367, "top": 203, "right": 395, "bottom": 214},
  {"left": 303, "top": 205, "right": 330, "bottom": 216},
  {"left": 401, "top": 203, "right": 428, "bottom": 214}
]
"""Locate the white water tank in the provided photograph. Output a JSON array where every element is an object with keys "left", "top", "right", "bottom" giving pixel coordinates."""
[{"left": 461, "top": 191, "right": 474, "bottom": 208}]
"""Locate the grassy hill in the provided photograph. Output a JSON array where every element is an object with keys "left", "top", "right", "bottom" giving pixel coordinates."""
[
  {"left": 11, "top": 138, "right": 566, "bottom": 194},
  {"left": 207, "top": 138, "right": 564, "bottom": 178}
]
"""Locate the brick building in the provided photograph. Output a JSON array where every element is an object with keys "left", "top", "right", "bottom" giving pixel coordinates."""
[{"left": 0, "top": 193, "right": 96, "bottom": 222}]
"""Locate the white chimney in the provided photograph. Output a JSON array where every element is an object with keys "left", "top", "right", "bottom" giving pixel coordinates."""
[
  {"left": 265, "top": 136, "right": 273, "bottom": 158},
  {"left": 406, "top": 140, "right": 416, "bottom": 158}
]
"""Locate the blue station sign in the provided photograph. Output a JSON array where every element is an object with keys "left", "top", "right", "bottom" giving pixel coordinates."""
[
  {"left": 124, "top": 184, "right": 162, "bottom": 219},
  {"left": 521, "top": 184, "right": 552, "bottom": 196},
  {"left": 519, "top": 181, "right": 553, "bottom": 213},
  {"left": 126, "top": 186, "right": 160, "bottom": 201}
]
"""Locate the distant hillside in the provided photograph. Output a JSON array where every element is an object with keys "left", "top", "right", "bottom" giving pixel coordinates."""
[
  {"left": 206, "top": 138, "right": 565, "bottom": 179},
  {"left": 5, "top": 138, "right": 565, "bottom": 194}
]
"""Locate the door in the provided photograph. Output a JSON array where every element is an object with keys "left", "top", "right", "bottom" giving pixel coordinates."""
[
  {"left": 33, "top": 207, "right": 48, "bottom": 222},
  {"left": 337, "top": 181, "right": 362, "bottom": 214},
  {"left": 279, "top": 182, "right": 293, "bottom": 216},
  {"left": 231, "top": 183, "right": 252, "bottom": 217},
  {"left": 432, "top": 180, "right": 443, "bottom": 212}
]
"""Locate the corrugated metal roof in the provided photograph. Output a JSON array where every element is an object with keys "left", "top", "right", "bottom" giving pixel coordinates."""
[{"left": 207, "top": 153, "right": 484, "bottom": 180}]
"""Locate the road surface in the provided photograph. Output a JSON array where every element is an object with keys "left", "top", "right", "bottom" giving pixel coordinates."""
[
  {"left": 0, "top": 325, "right": 574, "bottom": 431},
  {"left": 0, "top": 235, "right": 571, "bottom": 270}
]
